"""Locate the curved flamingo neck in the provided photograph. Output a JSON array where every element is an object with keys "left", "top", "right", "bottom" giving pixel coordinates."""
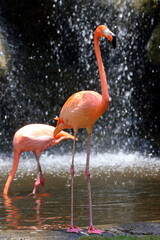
[{"left": 94, "top": 34, "right": 109, "bottom": 107}]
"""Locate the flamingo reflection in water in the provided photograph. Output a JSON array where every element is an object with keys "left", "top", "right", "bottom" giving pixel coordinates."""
[
  {"left": 3, "top": 194, "right": 21, "bottom": 229},
  {"left": 3, "top": 194, "right": 69, "bottom": 230}
]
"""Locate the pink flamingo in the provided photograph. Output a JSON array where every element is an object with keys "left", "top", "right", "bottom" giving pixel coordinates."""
[
  {"left": 54, "top": 25, "right": 116, "bottom": 234},
  {"left": 3, "top": 123, "right": 75, "bottom": 195}
]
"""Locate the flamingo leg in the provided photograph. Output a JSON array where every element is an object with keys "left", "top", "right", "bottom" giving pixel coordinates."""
[
  {"left": 67, "top": 131, "right": 83, "bottom": 233},
  {"left": 86, "top": 134, "right": 105, "bottom": 235},
  {"left": 32, "top": 155, "right": 45, "bottom": 195},
  {"left": 3, "top": 151, "right": 21, "bottom": 195}
]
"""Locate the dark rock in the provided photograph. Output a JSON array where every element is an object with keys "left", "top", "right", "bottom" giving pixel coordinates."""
[
  {"left": 109, "top": 222, "right": 160, "bottom": 236},
  {"left": 0, "top": 31, "right": 10, "bottom": 80}
]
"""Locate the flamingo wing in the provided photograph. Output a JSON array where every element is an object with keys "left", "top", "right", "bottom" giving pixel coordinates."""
[{"left": 54, "top": 90, "right": 103, "bottom": 135}]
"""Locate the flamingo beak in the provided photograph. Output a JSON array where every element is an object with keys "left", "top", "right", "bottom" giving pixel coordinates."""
[
  {"left": 103, "top": 28, "right": 116, "bottom": 49},
  {"left": 112, "top": 35, "right": 116, "bottom": 49}
]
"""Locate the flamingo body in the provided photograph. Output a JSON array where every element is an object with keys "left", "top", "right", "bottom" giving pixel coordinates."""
[
  {"left": 55, "top": 90, "right": 109, "bottom": 134},
  {"left": 13, "top": 124, "right": 73, "bottom": 154},
  {"left": 3, "top": 124, "right": 75, "bottom": 195}
]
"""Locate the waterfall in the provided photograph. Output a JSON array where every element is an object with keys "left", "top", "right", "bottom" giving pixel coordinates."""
[{"left": 0, "top": 0, "right": 160, "bottom": 155}]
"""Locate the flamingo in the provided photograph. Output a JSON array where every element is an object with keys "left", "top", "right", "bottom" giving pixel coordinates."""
[
  {"left": 3, "top": 123, "right": 75, "bottom": 195},
  {"left": 54, "top": 25, "right": 116, "bottom": 234}
]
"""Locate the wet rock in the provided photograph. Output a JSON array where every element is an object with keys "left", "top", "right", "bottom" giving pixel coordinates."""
[
  {"left": 108, "top": 222, "right": 160, "bottom": 236},
  {"left": 0, "top": 30, "right": 10, "bottom": 80},
  {"left": 147, "top": 24, "right": 160, "bottom": 66},
  {"left": 122, "top": 222, "right": 160, "bottom": 235},
  {"left": 0, "top": 228, "right": 113, "bottom": 240},
  {"left": 0, "top": 229, "right": 83, "bottom": 240},
  {"left": 132, "top": 0, "right": 160, "bottom": 67},
  {"left": 1, "top": 223, "right": 160, "bottom": 239},
  {"left": 133, "top": 0, "right": 159, "bottom": 12}
]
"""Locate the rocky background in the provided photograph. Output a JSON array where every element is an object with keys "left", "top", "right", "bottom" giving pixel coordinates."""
[{"left": 0, "top": 0, "right": 160, "bottom": 154}]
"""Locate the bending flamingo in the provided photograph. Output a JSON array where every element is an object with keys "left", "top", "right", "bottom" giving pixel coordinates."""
[
  {"left": 54, "top": 25, "right": 116, "bottom": 234},
  {"left": 3, "top": 123, "right": 75, "bottom": 195}
]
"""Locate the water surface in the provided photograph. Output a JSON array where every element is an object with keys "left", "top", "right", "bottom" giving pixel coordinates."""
[{"left": 0, "top": 151, "right": 160, "bottom": 230}]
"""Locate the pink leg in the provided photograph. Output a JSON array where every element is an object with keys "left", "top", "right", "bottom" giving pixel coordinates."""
[
  {"left": 32, "top": 176, "right": 40, "bottom": 195},
  {"left": 32, "top": 155, "right": 45, "bottom": 195},
  {"left": 37, "top": 156, "right": 45, "bottom": 193},
  {"left": 67, "top": 131, "right": 83, "bottom": 233},
  {"left": 32, "top": 174, "right": 45, "bottom": 195},
  {"left": 86, "top": 134, "right": 105, "bottom": 235},
  {"left": 40, "top": 174, "right": 45, "bottom": 192}
]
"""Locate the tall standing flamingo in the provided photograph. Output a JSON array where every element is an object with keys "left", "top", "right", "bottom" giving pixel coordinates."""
[
  {"left": 3, "top": 124, "right": 75, "bottom": 195},
  {"left": 54, "top": 25, "right": 116, "bottom": 234}
]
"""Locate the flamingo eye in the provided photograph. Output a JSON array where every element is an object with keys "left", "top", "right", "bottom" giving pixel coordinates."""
[{"left": 102, "top": 28, "right": 110, "bottom": 36}]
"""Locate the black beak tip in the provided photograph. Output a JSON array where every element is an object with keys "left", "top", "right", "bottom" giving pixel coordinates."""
[{"left": 112, "top": 36, "right": 116, "bottom": 49}]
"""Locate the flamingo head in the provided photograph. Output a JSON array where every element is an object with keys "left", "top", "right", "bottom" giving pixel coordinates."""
[
  {"left": 95, "top": 25, "right": 116, "bottom": 48},
  {"left": 53, "top": 130, "right": 77, "bottom": 144}
]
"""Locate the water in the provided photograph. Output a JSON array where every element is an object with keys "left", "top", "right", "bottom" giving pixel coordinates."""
[{"left": 0, "top": 151, "right": 160, "bottom": 230}]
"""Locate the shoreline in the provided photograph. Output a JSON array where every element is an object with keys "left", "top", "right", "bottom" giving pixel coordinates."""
[{"left": 0, "top": 221, "right": 160, "bottom": 239}]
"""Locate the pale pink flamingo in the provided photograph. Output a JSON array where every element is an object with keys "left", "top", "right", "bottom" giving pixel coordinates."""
[
  {"left": 3, "top": 123, "right": 75, "bottom": 195},
  {"left": 54, "top": 25, "right": 116, "bottom": 234}
]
